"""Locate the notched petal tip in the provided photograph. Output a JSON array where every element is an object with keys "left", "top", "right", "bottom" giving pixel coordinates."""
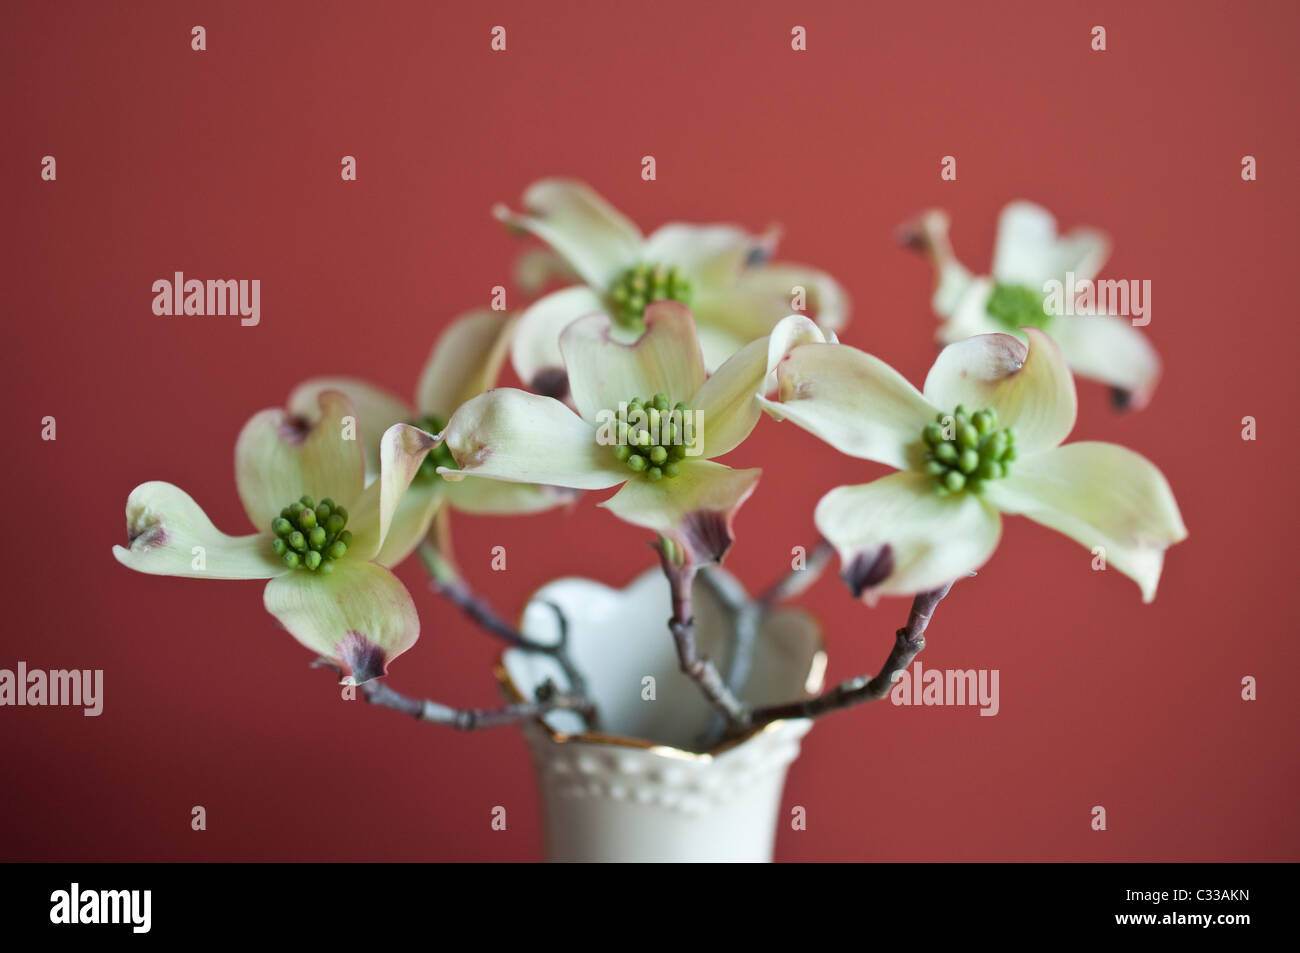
[
  {"left": 493, "top": 202, "right": 528, "bottom": 235},
  {"left": 895, "top": 209, "right": 949, "bottom": 252},
  {"left": 895, "top": 223, "right": 927, "bottom": 252},
  {"left": 125, "top": 505, "right": 168, "bottom": 551},
  {"left": 1110, "top": 384, "right": 1156, "bottom": 413},
  {"left": 841, "top": 544, "right": 896, "bottom": 599},
  {"left": 279, "top": 389, "right": 355, "bottom": 446},
  {"left": 679, "top": 510, "right": 736, "bottom": 565},
  {"left": 277, "top": 414, "right": 315, "bottom": 445},
  {"left": 529, "top": 367, "right": 570, "bottom": 401},
  {"left": 442, "top": 428, "right": 490, "bottom": 471},
  {"left": 389, "top": 421, "right": 438, "bottom": 453},
  {"left": 337, "top": 630, "right": 388, "bottom": 685}
]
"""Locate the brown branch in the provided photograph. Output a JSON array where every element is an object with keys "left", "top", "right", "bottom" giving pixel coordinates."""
[
  {"left": 313, "top": 659, "right": 595, "bottom": 731},
  {"left": 362, "top": 679, "right": 594, "bottom": 730},
  {"left": 656, "top": 548, "right": 749, "bottom": 726},
  {"left": 743, "top": 581, "right": 954, "bottom": 728},
  {"left": 418, "top": 540, "right": 590, "bottom": 699}
]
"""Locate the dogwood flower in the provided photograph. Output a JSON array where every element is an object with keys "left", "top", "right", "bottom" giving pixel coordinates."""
[
  {"left": 112, "top": 391, "right": 436, "bottom": 682},
  {"left": 495, "top": 178, "right": 848, "bottom": 393},
  {"left": 759, "top": 328, "right": 1186, "bottom": 602},
  {"left": 902, "top": 201, "right": 1161, "bottom": 409},
  {"left": 286, "top": 310, "right": 573, "bottom": 568},
  {"left": 441, "top": 302, "right": 823, "bottom": 566}
]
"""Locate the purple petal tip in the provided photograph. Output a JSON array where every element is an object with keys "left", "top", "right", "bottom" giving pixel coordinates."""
[
  {"left": 842, "top": 544, "right": 895, "bottom": 598},
  {"left": 336, "top": 630, "right": 387, "bottom": 685}
]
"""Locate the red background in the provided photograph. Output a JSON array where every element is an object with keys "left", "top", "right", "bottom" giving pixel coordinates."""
[{"left": 3, "top": 0, "right": 1296, "bottom": 862}]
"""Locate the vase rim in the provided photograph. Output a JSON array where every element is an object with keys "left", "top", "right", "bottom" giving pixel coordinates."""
[
  {"left": 495, "top": 568, "right": 828, "bottom": 760},
  {"left": 494, "top": 661, "right": 821, "bottom": 761}
]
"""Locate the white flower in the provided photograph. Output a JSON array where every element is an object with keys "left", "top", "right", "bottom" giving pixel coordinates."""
[
  {"left": 496, "top": 178, "right": 848, "bottom": 393},
  {"left": 441, "top": 304, "right": 824, "bottom": 566},
  {"left": 287, "top": 310, "right": 573, "bottom": 567},
  {"left": 113, "top": 392, "right": 435, "bottom": 682},
  {"left": 904, "top": 201, "right": 1161, "bottom": 409},
  {"left": 760, "top": 328, "right": 1187, "bottom": 602}
]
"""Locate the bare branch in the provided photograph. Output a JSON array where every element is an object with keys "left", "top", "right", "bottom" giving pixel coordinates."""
[
  {"left": 418, "top": 540, "right": 590, "bottom": 700},
  {"left": 312, "top": 659, "right": 595, "bottom": 731},
  {"left": 656, "top": 549, "right": 749, "bottom": 727},
  {"left": 744, "top": 581, "right": 954, "bottom": 727}
]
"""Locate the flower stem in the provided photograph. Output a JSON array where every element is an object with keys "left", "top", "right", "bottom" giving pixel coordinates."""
[
  {"left": 313, "top": 659, "right": 595, "bottom": 731},
  {"left": 418, "top": 540, "right": 591, "bottom": 701},
  {"left": 363, "top": 679, "right": 594, "bottom": 730},
  {"left": 655, "top": 547, "right": 749, "bottom": 727},
  {"left": 693, "top": 540, "right": 834, "bottom": 745},
  {"left": 743, "top": 581, "right": 954, "bottom": 728},
  {"left": 697, "top": 566, "right": 762, "bottom": 746}
]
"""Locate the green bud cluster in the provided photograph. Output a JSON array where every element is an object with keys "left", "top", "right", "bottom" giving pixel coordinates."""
[
  {"left": 609, "top": 263, "right": 693, "bottom": 328},
  {"left": 985, "top": 282, "right": 1052, "bottom": 330},
  {"left": 412, "top": 415, "right": 457, "bottom": 480},
  {"left": 613, "top": 393, "right": 688, "bottom": 482},
  {"left": 270, "top": 495, "right": 353, "bottom": 573},
  {"left": 921, "top": 405, "right": 1017, "bottom": 496}
]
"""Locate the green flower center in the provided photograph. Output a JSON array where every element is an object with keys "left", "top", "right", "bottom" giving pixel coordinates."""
[
  {"left": 920, "top": 405, "right": 1017, "bottom": 496},
  {"left": 270, "top": 495, "right": 353, "bottom": 573},
  {"left": 411, "top": 415, "right": 457, "bottom": 480},
  {"left": 611, "top": 392, "right": 689, "bottom": 482},
  {"left": 986, "top": 282, "right": 1052, "bottom": 330},
  {"left": 608, "top": 263, "right": 693, "bottom": 330}
]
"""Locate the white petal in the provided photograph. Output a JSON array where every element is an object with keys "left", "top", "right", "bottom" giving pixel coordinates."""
[
  {"left": 372, "top": 480, "right": 444, "bottom": 569},
  {"left": 235, "top": 390, "right": 367, "bottom": 531},
  {"left": 599, "top": 460, "right": 761, "bottom": 565},
  {"left": 1048, "top": 313, "right": 1161, "bottom": 409},
  {"left": 815, "top": 472, "right": 1003, "bottom": 602},
  {"left": 983, "top": 442, "right": 1187, "bottom": 602},
  {"left": 443, "top": 477, "right": 577, "bottom": 515},
  {"left": 560, "top": 301, "right": 707, "bottom": 426},
  {"left": 112, "top": 481, "right": 284, "bottom": 580},
  {"left": 286, "top": 378, "right": 412, "bottom": 478},
  {"left": 441, "top": 388, "right": 626, "bottom": 490},
  {"left": 760, "top": 341, "right": 935, "bottom": 470},
  {"left": 993, "top": 201, "right": 1111, "bottom": 285},
  {"left": 899, "top": 209, "right": 975, "bottom": 319},
  {"left": 344, "top": 423, "right": 437, "bottom": 562},
  {"left": 695, "top": 322, "right": 752, "bottom": 374},
  {"left": 923, "top": 328, "right": 1077, "bottom": 455},
  {"left": 641, "top": 223, "right": 762, "bottom": 289},
  {"left": 263, "top": 560, "right": 419, "bottom": 684},
  {"left": 690, "top": 314, "right": 826, "bottom": 459},
  {"left": 494, "top": 179, "right": 642, "bottom": 289},
  {"left": 513, "top": 247, "right": 581, "bottom": 296},
  {"left": 697, "top": 262, "right": 849, "bottom": 348},
  {"left": 935, "top": 277, "right": 1002, "bottom": 344},
  {"left": 509, "top": 285, "right": 607, "bottom": 396},
  {"left": 416, "top": 309, "right": 513, "bottom": 419}
]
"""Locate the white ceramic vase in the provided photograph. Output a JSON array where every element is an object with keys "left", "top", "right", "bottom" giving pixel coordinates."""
[{"left": 500, "top": 565, "right": 825, "bottom": 863}]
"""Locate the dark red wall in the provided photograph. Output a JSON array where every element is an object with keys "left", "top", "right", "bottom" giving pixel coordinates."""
[{"left": 2, "top": 0, "right": 1295, "bottom": 861}]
